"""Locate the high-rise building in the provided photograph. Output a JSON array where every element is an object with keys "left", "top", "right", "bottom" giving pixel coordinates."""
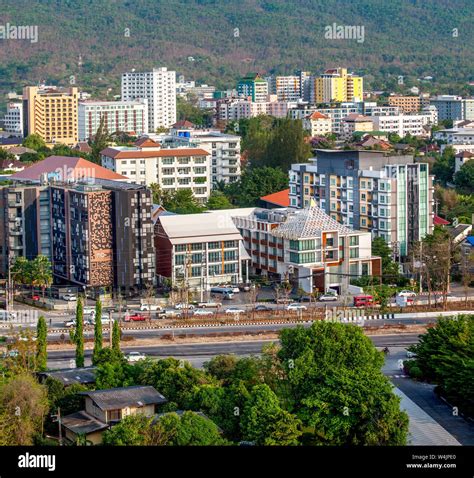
[
  {"left": 289, "top": 150, "right": 434, "bottom": 256},
  {"left": 23, "top": 86, "right": 79, "bottom": 146},
  {"left": 237, "top": 73, "right": 268, "bottom": 102},
  {"left": 266, "top": 75, "right": 301, "bottom": 101},
  {"left": 2, "top": 102, "right": 23, "bottom": 136},
  {"left": 50, "top": 180, "right": 155, "bottom": 291},
  {"left": 78, "top": 100, "right": 148, "bottom": 141},
  {"left": 429, "top": 95, "right": 464, "bottom": 122},
  {"left": 314, "top": 68, "right": 363, "bottom": 104},
  {"left": 388, "top": 95, "right": 421, "bottom": 114},
  {"left": 121, "top": 67, "right": 177, "bottom": 132}
]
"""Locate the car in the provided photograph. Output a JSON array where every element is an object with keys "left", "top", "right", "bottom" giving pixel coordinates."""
[
  {"left": 193, "top": 309, "right": 215, "bottom": 316},
  {"left": 124, "top": 313, "right": 147, "bottom": 322},
  {"left": 298, "top": 296, "right": 313, "bottom": 302},
  {"left": 225, "top": 307, "right": 245, "bottom": 314},
  {"left": 406, "top": 351, "right": 417, "bottom": 359},
  {"left": 174, "top": 303, "right": 195, "bottom": 310},
  {"left": 159, "top": 308, "right": 182, "bottom": 317},
  {"left": 219, "top": 284, "right": 240, "bottom": 293},
  {"left": 32, "top": 295, "right": 40, "bottom": 301},
  {"left": 254, "top": 305, "right": 272, "bottom": 312},
  {"left": 62, "top": 293, "right": 77, "bottom": 302},
  {"left": 126, "top": 351, "right": 146, "bottom": 362},
  {"left": 286, "top": 303, "right": 307, "bottom": 311},
  {"left": 398, "top": 290, "right": 417, "bottom": 298},
  {"left": 139, "top": 303, "right": 162, "bottom": 312},
  {"left": 197, "top": 301, "right": 222, "bottom": 308},
  {"left": 318, "top": 293, "right": 338, "bottom": 302},
  {"left": 64, "top": 319, "right": 76, "bottom": 327},
  {"left": 239, "top": 283, "right": 251, "bottom": 292}
]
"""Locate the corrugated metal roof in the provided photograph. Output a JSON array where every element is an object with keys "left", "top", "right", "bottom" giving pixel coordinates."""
[{"left": 80, "top": 386, "right": 167, "bottom": 410}]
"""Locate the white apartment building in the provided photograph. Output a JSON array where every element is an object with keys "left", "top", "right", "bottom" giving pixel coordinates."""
[
  {"left": 434, "top": 127, "right": 474, "bottom": 154},
  {"left": 78, "top": 100, "right": 148, "bottom": 140},
  {"left": 2, "top": 102, "right": 23, "bottom": 136},
  {"left": 372, "top": 114, "right": 432, "bottom": 137},
  {"left": 121, "top": 67, "right": 176, "bottom": 132},
  {"left": 168, "top": 124, "right": 241, "bottom": 186},
  {"left": 101, "top": 139, "right": 211, "bottom": 203},
  {"left": 266, "top": 75, "right": 301, "bottom": 101},
  {"left": 303, "top": 112, "right": 332, "bottom": 136},
  {"left": 217, "top": 97, "right": 297, "bottom": 122}
]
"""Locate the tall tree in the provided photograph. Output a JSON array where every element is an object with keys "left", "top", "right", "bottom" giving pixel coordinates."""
[
  {"left": 70, "top": 297, "right": 85, "bottom": 367},
  {"left": 36, "top": 315, "right": 48, "bottom": 372},
  {"left": 92, "top": 299, "right": 103, "bottom": 365},
  {"left": 22, "top": 134, "right": 47, "bottom": 152},
  {"left": 112, "top": 320, "right": 121, "bottom": 353},
  {"left": 89, "top": 116, "right": 110, "bottom": 164},
  {"left": 30, "top": 255, "right": 53, "bottom": 298}
]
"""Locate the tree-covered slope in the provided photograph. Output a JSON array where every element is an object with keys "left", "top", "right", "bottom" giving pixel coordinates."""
[{"left": 1, "top": 0, "right": 473, "bottom": 97}]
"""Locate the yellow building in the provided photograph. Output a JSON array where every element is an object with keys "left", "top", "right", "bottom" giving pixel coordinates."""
[
  {"left": 23, "top": 86, "right": 79, "bottom": 146},
  {"left": 314, "top": 68, "right": 363, "bottom": 104}
]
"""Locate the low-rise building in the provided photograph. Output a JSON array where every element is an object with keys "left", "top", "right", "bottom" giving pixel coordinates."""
[
  {"left": 371, "top": 114, "right": 432, "bottom": 137},
  {"left": 434, "top": 127, "right": 474, "bottom": 154},
  {"left": 303, "top": 112, "right": 332, "bottom": 137},
  {"left": 2, "top": 102, "right": 23, "bottom": 136},
  {"left": 154, "top": 209, "right": 253, "bottom": 291},
  {"left": 455, "top": 151, "right": 474, "bottom": 173},
  {"left": 233, "top": 206, "right": 381, "bottom": 294},
  {"left": 388, "top": 95, "right": 421, "bottom": 113},
  {"left": 341, "top": 114, "right": 374, "bottom": 140}
]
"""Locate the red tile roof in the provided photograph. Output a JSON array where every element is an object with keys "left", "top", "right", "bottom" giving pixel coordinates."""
[
  {"left": 11, "top": 156, "right": 127, "bottom": 181},
  {"left": 101, "top": 147, "right": 210, "bottom": 159},
  {"left": 307, "top": 111, "right": 329, "bottom": 120},
  {"left": 260, "top": 189, "right": 290, "bottom": 207},
  {"left": 171, "top": 120, "right": 195, "bottom": 129},
  {"left": 135, "top": 138, "right": 160, "bottom": 148},
  {"left": 434, "top": 215, "right": 450, "bottom": 226}
]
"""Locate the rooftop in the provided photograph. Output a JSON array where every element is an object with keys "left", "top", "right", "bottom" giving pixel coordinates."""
[
  {"left": 101, "top": 146, "right": 209, "bottom": 159},
  {"left": 79, "top": 385, "right": 167, "bottom": 411},
  {"left": 260, "top": 189, "right": 290, "bottom": 207},
  {"left": 62, "top": 411, "right": 109, "bottom": 435},
  {"left": 37, "top": 366, "right": 96, "bottom": 386}
]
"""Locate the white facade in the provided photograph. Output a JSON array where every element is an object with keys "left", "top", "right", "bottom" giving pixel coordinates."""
[
  {"left": 121, "top": 67, "right": 176, "bottom": 132},
  {"left": 3, "top": 102, "right": 23, "bottom": 136},
  {"left": 101, "top": 144, "right": 211, "bottom": 203},
  {"left": 78, "top": 100, "right": 148, "bottom": 140},
  {"left": 372, "top": 114, "right": 431, "bottom": 137},
  {"left": 435, "top": 128, "right": 474, "bottom": 154},
  {"left": 266, "top": 75, "right": 301, "bottom": 101}
]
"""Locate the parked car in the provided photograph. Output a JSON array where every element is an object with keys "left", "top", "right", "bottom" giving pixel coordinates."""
[
  {"left": 197, "top": 301, "right": 222, "bottom": 309},
  {"left": 124, "top": 313, "right": 147, "bottom": 322},
  {"left": 239, "top": 283, "right": 252, "bottom": 292},
  {"left": 193, "top": 309, "right": 215, "bottom": 316},
  {"left": 140, "top": 303, "right": 162, "bottom": 312},
  {"left": 225, "top": 307, "right": 245, "bottom": 314},
  {"left": 62, "top": 293, "right": 77, "bottom": 302},
  {"left": 254, "top": 305, "right": 272, "bottom": 312},
  {"left": 318, "top": 293, "right": 338, "bottom": 302},
  {"left": 174, "top": 303, "right": 195, "bottom": 310},
  {"left": 64, "top": 319, "right": 76, "bottom": 327},
  {"left": 398, "top": 290, "right": 417, "bottom": 298},
  {"left": 275, "top": 297, "right": 291, "bottom": 304},
  {"left": 126, "top": 351, "right": 146, "bottom": 362},
  {"left": 286, "top": 303, "right": 307, "bottom": 311},
  {"left": 158, "top": 308, "right": 182, "bottom": 318},
  {"left": 406, "top": 350, "right": 417, "bottom": 359},
  {"left": 298, "top": 296, "right": 313, "bottom": 302},
  {"left": 353, "top": 295, "right": 374, "bottom": 307},
  {"left": 32, "top": 295, "right": 40, "bottom": 301}
]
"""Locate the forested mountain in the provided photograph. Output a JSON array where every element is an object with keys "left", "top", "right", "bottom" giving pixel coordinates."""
[{"left": 1, "top": 0, "right": 473, "bottom": 97}]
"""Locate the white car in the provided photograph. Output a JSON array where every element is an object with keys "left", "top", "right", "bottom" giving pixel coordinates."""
[
  {"left": 197, "top": 302, "right": 222, "bottom": 309},
  {"left": 406, "top": 350, "right": 417, "bottom": 359},
  {"left": 398, "top": 290, "right": 417, "bottom": 298},
  {"left": 174, "top": 303, "right": 195, "bottom": 310},
  {"left": 225, "top": 307, "right": 245, "bottom": 314},
  {"left": 127, "top": 351, "right": 146, "bottom": 362},
  {"left": 318, "top": 293, "right": 338, "bottom": 302},
  {"left": 286, "top": 303, "right": 307, "bottom": 311},
  {"left": 140, "top": 303, "right": 162, "bottom": 312},
  {"left": 64, "top": 319, "right": 76, "bottom": 327},
  {"left": 62, "top": 293, "right": 77, "bottom": 302},
  {"left": 193, "top": 309, "right": 215, "bottom": 316}
]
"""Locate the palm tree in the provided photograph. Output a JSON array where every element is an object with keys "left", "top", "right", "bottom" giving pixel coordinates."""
[{"left": 30, "top": 255, "right": 53, "bottom": 298}]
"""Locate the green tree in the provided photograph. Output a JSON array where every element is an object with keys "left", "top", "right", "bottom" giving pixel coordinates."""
[
  {"left": 371, "top": 236, "right": 401, "bottom": 283},
  {"left": 454, "top": 159, "right": 474, "bottom": 193},
  {"left": 241, "top": 384, "right": 302, "bottom": 445},
  {"left": 92, "top": 299, "right": 103, "bottom": 365},
  {"left": 70, "top": 297, "right": 84, "bottom": 368},
  {"left": 102, "top": 414, "right": 152, "bottom": 446},
  {"left": 22, "top": 134, "right": 47, "bottom": 152},
  {"left": 36, "top": 316, "right": 48, "bottom": 372},
  {"left": 30, "top": 255, "right": 53, "bottom": 298},
  {"left": 432, "top": 147, "right": 456, "bottom": 185},
  {"left": 89, "top": 116, "right": 110, "bottom": 164},
  {"left": 112, "top": 320, "right": 121, "bottom": 353},
  {"left": 0, "top": 374, "right": 49, "bottom": 445},
  {"left": 206, "top": 191, "right": 233, "bottom": 210},
  {"left": 0, "top": 149, "right": 16, "bottom": 161},
  {"left": 164, "top": 189, "right": 206, "bottom": 214},
  {"left": 278, "top": 322, "right": 408, "bottom": 445}
]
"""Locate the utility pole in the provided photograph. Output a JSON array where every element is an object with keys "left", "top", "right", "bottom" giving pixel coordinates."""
[
  {"left": 109, "top": 314, "right": 113, "bottom": 348},
  {"left": 51, "top": 408, "right": 62, "bottom": 446}
]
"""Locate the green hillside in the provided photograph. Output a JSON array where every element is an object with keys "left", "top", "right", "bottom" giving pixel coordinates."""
[{"left": 1, "top": 0, "right": 473, "bottom": 98}]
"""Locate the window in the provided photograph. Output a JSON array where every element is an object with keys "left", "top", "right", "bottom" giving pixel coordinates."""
[
  {"left": 108, "top": 409, "right": 121, "bottom": 422},
  {"left": 224, "top": 263, "right": 236, "bottom": 274},
  {"left": 175, "top": 244, "right": 187, "bottom": 252},
  {"left": 224, "top": 240, "right": 236, "bottom": 248},
  {"left": 349, "top": 236, "right": 359, "bottom": 246},
  {"left": 191, "top": 243, "right": 202, "bottom": 251},
  {"left": 208, "top": 241, "right": 220, "bottom": 249},
  {"left": 224, "top": 250, "right": 236, "bottom": 261},
  {"left": 191, "top": 253, "right": 202, "bottom": 264},
  {"left": 175, "top": 255, "right": 186, "bottom": 265},
  {"left": 350, "top": 248, "right": 359, "bottom": 258},
  {"left": 191, "top": 266, "right": 201, "bottom": 277},
  {"left": 208, "top": 251, "right": 222, "bottom": 262}
]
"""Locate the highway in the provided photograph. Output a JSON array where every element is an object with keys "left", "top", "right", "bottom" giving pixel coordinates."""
[{"left": 46, "top": 333, "right": 421, "bottom": 369}]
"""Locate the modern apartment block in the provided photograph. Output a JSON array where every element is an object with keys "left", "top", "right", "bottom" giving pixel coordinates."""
[
  {"left": 23, "top": 86, "right": 79, "bottom": 146},
  {"left": 2, "top": 102, "right": 23, "bottom": 136},
  {"left": 388, "top": 95, "right": 421, "bottom": 113},
  {"left": 121, "top": 67, "right": 176, "bottom": 131},
  {"left": 101, "top": 140, "right": 211, "bottom": 202},
  {"left": 0, "top": 185, "right": 51, "bottom": 276},
  {"left": 289, "top": 150, "right": 434, "bottom": 256},
  {"left": 78, "top": 100, "right": 148, "bottom": 140},
  {"left": 237, "top": 73, "right": 268, "bottom": 102},
  {"left": 50, "top": 180, "right": 155, "bottom": 291},
  {"left": 266, "top": 75, "right": 301, "bottom": 101},
  {"left": 168, "top": 122, "right": 241, "bottom": 186},
  {"left": 371, "top": 114, "right": 432, "bottom": 137},
  {"left": 434, "top": 127, "right": 474, "bottom": 154},
  {"left": 314, "top": 68, "right": 363, "bottom": 104},
  {"left": 233, "top": 206, "right": 381, "bottom": 294},
  {"left": 155, "top": 209, "right": 253, "bottom": 290},
  {"left": 429, "top": 95, "right": 474, "bottom": 122}
]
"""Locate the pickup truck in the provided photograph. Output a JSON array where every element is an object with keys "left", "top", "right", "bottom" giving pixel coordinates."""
[
  {"left": 124, "top": 313, "right": 147, "bottom": 322},
  {"left": 139, "top": 303, "right": 162, "bottom": 312}
]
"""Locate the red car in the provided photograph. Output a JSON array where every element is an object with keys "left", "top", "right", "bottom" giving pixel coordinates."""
[
  {"left": 32, "top": 295, "right": 40, "bottom": 301},
  {"left": 124, "top": 313, "right": 147, "bottom": 322}
]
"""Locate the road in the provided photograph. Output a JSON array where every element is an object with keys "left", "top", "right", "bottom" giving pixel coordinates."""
[{"left": 46, "top": 333, "right": 421, "bottom": 369}]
